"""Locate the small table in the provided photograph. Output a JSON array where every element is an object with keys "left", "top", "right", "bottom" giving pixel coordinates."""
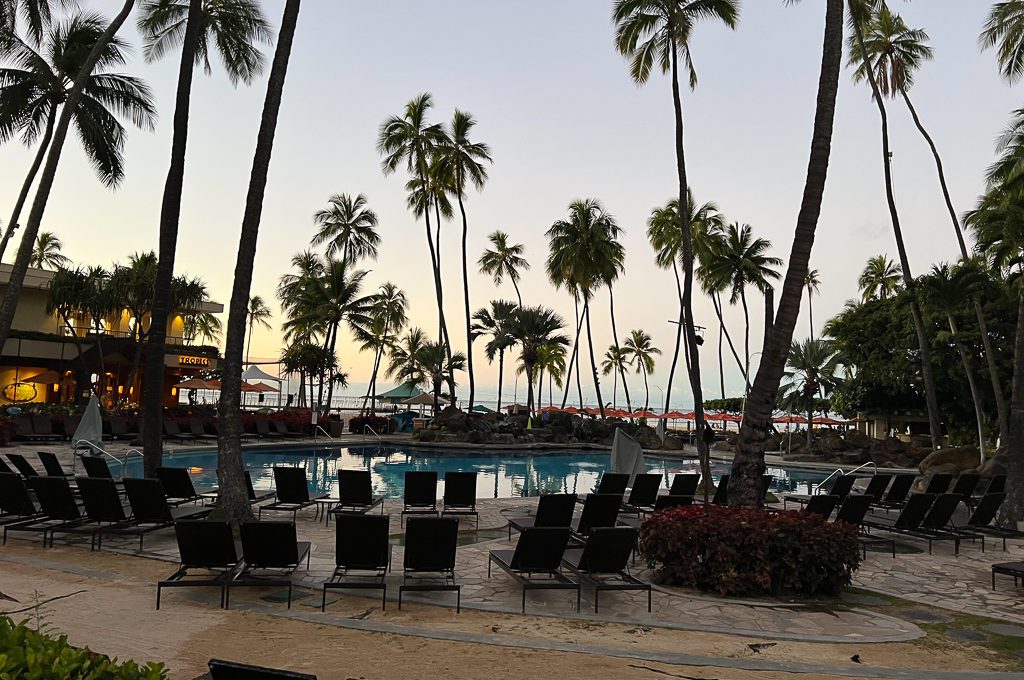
[{"left": 992, "top": 562, "right": 1024, "bottom": 590}]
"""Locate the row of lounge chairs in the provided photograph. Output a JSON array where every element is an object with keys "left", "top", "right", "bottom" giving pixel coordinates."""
[
  {"left": 163, "top": 418, "right": 305, "bottom": 445},
  {"left": 784, "top": 471, "right": 1004, "bottom": 513}
]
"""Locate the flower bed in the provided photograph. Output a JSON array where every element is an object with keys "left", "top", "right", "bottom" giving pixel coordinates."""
[{"left": 639, "top": 505, "right": 861, "bottom": 597}]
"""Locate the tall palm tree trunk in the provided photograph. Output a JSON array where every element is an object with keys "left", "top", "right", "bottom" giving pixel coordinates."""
[
  {"left": 457, "top": 194, "right": 475, "bottom": 410},
  {"left": 324, "top": 321, "right": 341, "bottom": 416},
  {"left": 712, "top": 290, "right": 746, "bottom": 381},
  {"left": 561, "top": 297, "right": 584, "bottom": 409},
  {"left": 902, "top": 89, "right": 1009, "bottom": 445},
  {"left": 525, "top": 363, "right": 535, "bottom": 416},
  {"left": 245, "top": 320, "right": 254, "bottom": 363},
  {"left": 669, "top": 39, "right": 711, "bottom": 500},
  {"left": 853, "top": 18, "right": 943, "bottom": 450},
  {"left": 808, "top": 293, "right": 814, "bottom": 341},
  {"left": 716, "top": 299, "right": 725, "bottom": 397},
  {"left": 217, "top": 0, "right": 301, "bottom": 524},
  {"left": 642, "top": 364, "right": 650, "bottom": 413},
  {"left": 0, "top": 0, "right": 136, "bottom": 352},
  {"left": 664, "top": 263, "right": 684, "bottom": 413},
  {"left": 141, "top": 0, "right": 203, "bottom": 475},
  {"left": 583, "top": 300, "right": 605, "bottom": 418},
  {"left": 511, "top": 280, "right": 522, "bottom": 307},
  {"left": 998, "top": 280, "right": 1024, "bottom": 527},
  {"left": 427, "top": 199, "right": 456, "bottom": 400},
  {"left": 731, "top": 0, "right": 844, "bottom": 507},
  {"left": 0, "top": 107, "right": 57, "bottom": 262},
  {"left": 611, "top": 362, "right": 618, "bottom": 409},
  {"left": 608, "top": 288, "right": 632, "bottom": 412},
  {"left": 740, "top": 287, "right": 751, "bottom": 393},
  {"left": 949, "top": 316, "right": 987, "bottom": 460},
  {"left": 496, "top": 348, "right": 505, "bottom": 413}
]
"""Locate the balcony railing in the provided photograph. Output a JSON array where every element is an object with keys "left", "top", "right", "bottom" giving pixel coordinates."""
[{"left": 57, "top": 326, "right": 186, "bottom": 345}]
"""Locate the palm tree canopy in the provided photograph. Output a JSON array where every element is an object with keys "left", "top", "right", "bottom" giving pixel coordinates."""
[
  {"left": 623, "top": 328, "right": 662, "bottom": 374},
  {"left": 699, "top": 222, "right": 782, "bottom": 303},
  {"left": 404, "top": 154, "right": 453, "bottom": 219},
  {"left": 0, "top": 11, "right": 157, "bottom": 186},
  {"left": 471, "top": 299, "right": 518, "bottom": 362},
  {"left": 780, "top": 338, "right": 845, "bottom": 412},
  {"left": 30, "top": 230, "right": 68, "bottom": 269},
  {"left": 310, "top": 193, "right": 380, "bottom": 263},
  {"left": 804, "top": 268, "right": 821, "bottom": 295},
  {"left": 506, "top": 305, "right": 570, "bottom": 374},
  {"left": 435, "top": 108, "right": 491, "bottom": 196},
  {"left": 546, "top": 198, "right": 624, "bottom": 297},
  {"left": 981, "top": 0, "right": 1024, "bottom": 84},
  {"left": 246, "top": 294, "right": 272, "bottom": 329},
  {"left": 612, "top": 0, "right": 740, "bottom": 89},
  {"left": 847, "top": 5, "right": 932, "bottom": 97},
  {"left": 966, "top": 183, "right": 1024, "bottom": 270},
  {"left": 601, "top": 345, "right": 630, "bottom": 376},
  {"left": 479, "top": 231, "right": 529, "bottom": 286},
  {"left": 917, "top": 260, "right": 986, "bottom": 317},
  {"left": 387, "top": 327, "right": 428, "bottom": 388},
  {"left": 137, "top": 0, "right": 273, "bottom": 85},
  {"left": 647, "top": 190, "right": 724, "bottom": 271},
  {"left": 377, "top": 92, "right": 447, "bottom": 179},
  {"left": 1, "top": 0, "right": 78, "bottom": 46},
  {"left": 278, "top": 255, "right": 373, "bottom": 342},
  {"left": 857, "top": 254, "right": 903, "bottom": 301}
]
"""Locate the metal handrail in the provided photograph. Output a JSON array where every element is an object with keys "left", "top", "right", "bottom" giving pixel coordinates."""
[
  {"left": 815, "top": 468, "right": 844, "bottom": 494},
  {"left": 363, "top": 425, "right": 382, "bottom": 444},
  {"left": 313, "top": 425, "right": 334, "bottom": 441},
  {"left": 848, "top": 461, "right": 877, "bottom": 476}
]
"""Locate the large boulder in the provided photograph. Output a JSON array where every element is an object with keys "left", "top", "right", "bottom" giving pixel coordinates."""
[
  {"left": 663, "top": 435, "right": 686, "bottom": 450},
  {"left": 843, "top": 430, "right": 873, "bottom": 449},
  {"left": 632, "top": 425, "right": 663, "bottom": 450},
  {"left": 978, "top": 455, "right": 1007, "bottom": 479},
  {"left": 918, "top": 446, "right": 981, "bottom": 475},
  {"left": 434, "top": 407, "right": 468, "bottom": 432}
]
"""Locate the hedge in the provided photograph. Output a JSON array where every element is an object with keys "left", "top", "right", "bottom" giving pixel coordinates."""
[
  {"left": 0, "top": 616, "right": 166, "bottom": 678},
  {"left": 639, "top": 505, "right": 861, "bottom": 597}
]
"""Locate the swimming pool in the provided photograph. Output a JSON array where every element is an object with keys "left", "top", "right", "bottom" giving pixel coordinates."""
[{"left": 122, "top": 445, "right": 833, "bottom": 499}]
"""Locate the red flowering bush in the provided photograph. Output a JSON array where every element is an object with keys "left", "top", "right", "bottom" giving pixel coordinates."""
[{"left": 639, "top": 505, "right": 861, "bottom": 597}]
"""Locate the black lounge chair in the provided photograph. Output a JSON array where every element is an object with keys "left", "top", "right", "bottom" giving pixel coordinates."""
[
  {"left": 562, "top": 526, "right": 650, "bottom": 613},
  {"left": 229, "top": 521, "right": 311, "bottom": 609},
  {"left": 256, "top": 419, "right": 285, "bottom": 439},
  {"left": 4, "top": 476, "right": 89, "bottom": 547},
  {"left": 7, "top": 453, "right": 39, "bottom": 478},
  {"left": 80, "top": 455, "right": 117, "bottom": 480},
  {"left": 245, "top": 470, "right": 276, "bottom": 505},
  {"left": 668, "top": 473, "right": 700, "bottom": 498},
  {"left": 272, "top": 420, "right": 304, "bottom": 438},
  {"left": 0, "top": 457, "right": 13, "bottom": 474},
  {"left": 38, "top": 451, "right": 72, "bottom": 478},
  {"left": 189, "top": 418, "right": 217, "bottom": 441},
  {"left": 109, "top": 416, "right": 138, "bottom": 441},
  {"left": 804, "top": 494, "right": 839, "bottom": 518},
  {"left": 784, "top": 474, "right": 856, "bottom": 510},
  {"left": 73, "top": 476, "right": 137, "bottom": 550},
  {"left": 594, "top": 472, "right": 629, "bottom": 496},
  {"left": 573, "top": 493, "right": 621, "bottom": 540},
  {"left": 213, "top": 422, "right": 252, "bottom": 443},
  {"left": 441, "top": 471, "right": 478, "bottom": 527},
  {"left": 923, "top": 473, "right": 953, "bottom": 495},
  {"left": 163, "top": 420, "right": 195, "bottom": 445},
  {"left": 156, "top": 467, "right": 209, "bottom": 506},
  {"left": 157, "top": 520, "right": 242, "bottom": 609},
  {"left": 622, "top": 473, "right": 664, "bottom": 515},
  {"left": 326, "top": 469, "right": 384, "bottom": 522},
  {"left": 984, "top": 474, "right": 1007, "bottom": 495},
  {"left": 322, "top": 513, "right": 391, "bottom": 611},
  {"left": 208, "top": 659, "right": 316, "bottom": 680},
  {"left": 30, "top": 414, "right": 61, "bottom": 442},
  {"left": 0, "top": 472, "right": 42, "bottom": 525},
  {"left": 488, "top": 526, "right": 578, "bottom": 612},
  {"left": 507, "top": 493, "right": 577, "bottom": 540},
  {"left": 834, "top": 493, "right": 894, "bottom": 557},
  {"left": 118, "top": 477, "right": 211, "bottom": 549},
  {"left": 258, "top": 467, "right": 326, "bottom": 520},
  {"left": 860, "top": 474, "right": 893, "bottom": 503},
  {"left": 909, "top": 493, "right": 985, "bottom": 555},
  {"left": 863, "top": 493, "right": 936, "bottom": 548},
  {"left": 652, "top": 494, "right": 692, "bottom": 511},
  {"left": 950, "top": 473, "right": 981, "bottom": 502},
  {"left": 399, "top": 516, "right": 460, "bottom": 611},
  {"left": 872, "top": 473, "right": 916, "bottom": 510},
  {"left": 401, "top": 471, "right": 438, "bottom": 525},
  {"left": 710, "top": 474, "right": 730, "bottom": 505},
  {"left": 961, "top": 493, "right": 1024, "bottom": 550}
]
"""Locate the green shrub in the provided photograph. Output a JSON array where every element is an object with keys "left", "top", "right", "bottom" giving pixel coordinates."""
[
  {"left": 0, "top": 616, "right": 166, "bottom": 678},
  {"left": 640, "top": 505, "right": 861, "bottom": 597}
]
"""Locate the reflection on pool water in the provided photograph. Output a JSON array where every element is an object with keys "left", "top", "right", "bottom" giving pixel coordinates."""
[{"left": 123, "top": 445, "right": 834, "bottom": 499}]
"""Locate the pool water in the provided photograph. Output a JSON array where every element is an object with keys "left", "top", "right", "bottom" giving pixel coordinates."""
[{"left": 122, "top": 445, "right": 833, "bottom": 499}]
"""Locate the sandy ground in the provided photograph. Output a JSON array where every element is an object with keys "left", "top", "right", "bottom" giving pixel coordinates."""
[{"left": 0, "top": 543, "right": 1013, "bottom": 679}]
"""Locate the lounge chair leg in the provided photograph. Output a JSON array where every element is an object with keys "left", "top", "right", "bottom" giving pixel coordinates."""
[
  {"left": 287, "top": 585, "right": 292, "bottom": 609},
  {"left": 993, "top": 571, "right": 997, "bottom": 590},
  {"left": 594, "top": 589, "right": 599, "bottom": 614},
  {"left": 522, "top": 589, "right": 526, "bottom": 613},
  {"left": 648, "top": 588, "right": 652, "bottom": 613},
  {"left": 398, "top": 589, "right": 403, "bottom": 611},
  {"left": 156, "top": 586, "right": 161, "bottom": 610},
  {"left": 456, "top": 589, "right": 461, "bottom": 614},
  {"left": 321, "top": 587, "right": 326, "bottom": 612}
]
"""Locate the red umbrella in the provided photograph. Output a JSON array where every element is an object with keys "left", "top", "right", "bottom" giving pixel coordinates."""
[
  {"left": 561, "top": 406, "right": 579, "bottom": 414},
  {"left": 813, "top": 416, "right": 844, "bottom": 426},
  {"left": 774, "top": 414, "right": 808, "bottom": 424},
  {"left": 536, "top": 406, "right": 560, "bottom": 414},
  {"left": 631, "top": 409, "right": 660, "bottom": 419},
  {"left": 703, "top": 412, "right": 727, "bottom": 422},
  {"left": 606, "top": 408, "right": 630, "bottom": 418},
  {"left": 662, "top": 410, "right": 688, "bottom": 419}
]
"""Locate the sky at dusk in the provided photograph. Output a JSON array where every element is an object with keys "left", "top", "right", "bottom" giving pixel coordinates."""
[{"left": 1, "top": 0, "right": 1019, "bottom": 409}]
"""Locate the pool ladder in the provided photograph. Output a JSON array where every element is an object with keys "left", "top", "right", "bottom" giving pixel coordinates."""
[{"left": 814, "top": 461, "right": 877, "bottom": 494}]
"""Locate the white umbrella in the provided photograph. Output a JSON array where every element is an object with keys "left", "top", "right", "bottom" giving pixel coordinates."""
[
  {"left": 73, "top": 394, "right": 103, "bottom": 452},
  {"left": 610, "top": 429, "right": 645, "bottom": 485}
]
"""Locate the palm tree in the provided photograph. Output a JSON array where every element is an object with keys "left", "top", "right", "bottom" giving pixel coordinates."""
[
  {"left": 601, "top": 345, "right": 629, "bottom": 410},
  {"left": 183, "top": 311, "right": 221, "bottom": 345},
  {"left": 779, "top": 338, "right": 845, "bottom": 446},
  {"left": 354, "top": 282, "right": 407, "bottom": 411},
  {"left": 0, "top": 10, "right": 157, "bottom": 262},
  {"left": 1, "top": 0, "right": 78, "bottom": 45},
  {"left": 311, "top": 192, "right": 380, "bottom": 264},
  {"left": 623, "top": 329, "right": 661, "bottom": 413},
  {"left": 435, "top": 109, "right": 491, "bottom": 412},
  {"left": 377, "top": 94, "right": 455, "bottom": 394},
  {"left": 858, "top": 254, "right": 902, "bottom": 301},
  {"left": 534, "top": 342, "right": 567, "bottom": 409},
  {"left": 417, "top": 340, "right": 465, "bottom": 414},
  {"left": 46, "top": 265, "right": 93, "bottom": 392},
  {"left": 982, "top": 0, "right": 1024, "bottom": 84},
  {"left": 387, "top": 327, "right": 428, "bottom": 391},
  {"left": 731, "top": 0, "right": 844, "bottom": 507},
  {"left": 613, "top": 0, "right": 739, "bottom": 497},
  {"left": 700, "top": 222, "right": 781, "bottom": 393},
  {"left": 506, "top": 306, "right": 569, "bottom": 416},
  {"left": 804, "top": 268, "right": 820, "bottom": 340},
  {"left": 138, "top": 0, "right": 271, "bottom": 464},
  {"left": 847, "top": 2, "right": 942, "bottom": 450},
  {"left": 471, "top": 300, "right": 517, "bottom": 413},
  {"left": 244, "top": 294, "right": 272, "bottom": 362},
  {"left": 919, "top": 262, "right": 989, "bottom": 460},
  {"left": 216, "top": 0, "right": 301, "bottom": 523},
  {"left": 479, "top": 231, "right": 528, "bottom": 305},
  {"left": 29, "top": 231, "right": 68, "bottom": 269},
  {"left": 546, "top": 199, "right": 623, "bottom": 419}
]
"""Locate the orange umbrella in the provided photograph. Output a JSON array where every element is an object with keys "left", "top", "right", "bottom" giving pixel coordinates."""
[
  {"left": 605, "top": 408, "right": 630, "bottom": 418},
  {"left": 247, "top": 382, "right": 279, "bottom": 393},
  {"left": 631, "top": 409, "right": 660, "bottom": 419},
  {"left": 176, "top": 378, "right": 219, "bottom": 390}
]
